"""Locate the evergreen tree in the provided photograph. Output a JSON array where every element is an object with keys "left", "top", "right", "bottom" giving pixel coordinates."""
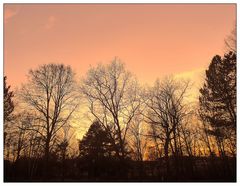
[
  {"left": 4, "top": 76, "right": 14, "bottom": 147},
  {"left": 79, "top": 121, "right": 115, "bottom": 160},
  {"left": 199, "top": 51, "right": 236, "bottom": 156},
  {"left": 4, "top": 76, "right": 14, "bottom": 122}
]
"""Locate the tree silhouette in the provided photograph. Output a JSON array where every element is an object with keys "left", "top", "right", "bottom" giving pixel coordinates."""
[
  {"left": 128, "top": 114, "right": 148, "bottom": 161},
  {"left": 199, "top": 51, "right": 236, "bottom": 156},
  {"left": 4, "top": 76, "right": 14, "bottom": 148},
  {"left": 19, "top": 64, "right": 79, "bottom": 175},
  {"left": 225, "top": 26, "right": 236, "bottom": 53},
  {"left": 79, "top": 121, "right": 114, "bottom": 160},
  {"left": 4, "top": 76, "right": 14, "bottom": 122},
  {"left": 3, "top": 58, "right": 236, "bottom": 182},
  {"left": 81, "top": 58, "right": 141, "bottom": 160},
  {"left": 144, "top": 77, "right": 190, "bottom": 176}
]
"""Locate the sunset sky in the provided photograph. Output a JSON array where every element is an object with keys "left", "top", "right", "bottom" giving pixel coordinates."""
[
  {"left": 4, "top": 4, "right": 235, "bottom": 89},
  {"left": 3, "top": 3, "right": 236, "bottom": 142}
]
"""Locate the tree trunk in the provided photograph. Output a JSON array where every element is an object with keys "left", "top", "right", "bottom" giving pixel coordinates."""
[
  {"left": 4, "top": 132, "right": 7, "bottom": 149},
  {"left": 173, "top": 129, "right": 180, "bottom": 179},
  {"left": 44, "top": 137, "right": 50, "bottom": 179},
  {"left": 164, "top": 135, "right": 170, "bottom": 180}
]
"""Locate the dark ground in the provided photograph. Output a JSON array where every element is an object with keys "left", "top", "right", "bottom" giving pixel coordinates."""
[{"left": 4, "top": 156, "right": 236, "bottom": 182}]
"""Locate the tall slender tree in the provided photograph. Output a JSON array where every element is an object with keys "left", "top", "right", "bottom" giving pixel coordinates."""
[
  {"left": 81, "top": 58, "right": 141, "bottom": 160},
  {"left": 224, "top": 26, "right": 236, "bottom": 53},
  {"left": 144, "top": 77, "right": 190, "bottom": 175},
  {"left": 199, "top": 51, "right": 236, "bottom": 156},
  {"left": 4, "top": 76, "right": 14, "bottom": 122},
  {"left": 4, "top": 76, "right": 14, "bottom": 147},
  {"left": 20, "top": 64, "right": 79, "bottom": 172}
]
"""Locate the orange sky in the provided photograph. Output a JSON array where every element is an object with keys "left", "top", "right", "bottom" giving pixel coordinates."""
[{"left": 4, "top": 4, "right": 235, "bottom": 88}]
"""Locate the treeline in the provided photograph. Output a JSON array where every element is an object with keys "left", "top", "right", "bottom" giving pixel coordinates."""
[{"left": 4, "top": 33, "right": 236, "bottom": 182}]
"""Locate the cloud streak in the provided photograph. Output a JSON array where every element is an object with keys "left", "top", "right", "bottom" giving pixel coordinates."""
[
  {"left": 44, "top": 16, "right": 56, "bottom": 30},
  {"left": 4, "top": 6, "right": 20, "bottom": 23}
]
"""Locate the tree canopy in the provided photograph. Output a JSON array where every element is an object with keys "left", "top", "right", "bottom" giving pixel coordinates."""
[
  {"left": 4, "top": 76, "right": 14, "bottom": 123},
  {"left": 79, "top": 121, "right": 114, "bottom": 160},
  {"left": 199, "top": 51, "right": 236, "bottom": 156}
]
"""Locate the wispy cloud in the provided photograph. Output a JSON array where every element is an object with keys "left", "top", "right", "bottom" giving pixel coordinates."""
[
  {"left": 44, "top": 16, "right": 56, "bottom": 30},
  {"left": 174, "top": 68, "right": 206, "bottom": 102},
  {"left": 4, "top": 6, "right": 20, "bottom": 23},
  {"left": 174, "top": 68, "right": 205, "bottom": 81}
]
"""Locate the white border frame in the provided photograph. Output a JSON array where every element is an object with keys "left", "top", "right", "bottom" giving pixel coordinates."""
[{"left": 0, "top": 1, "right": 238, "bottom": 185}]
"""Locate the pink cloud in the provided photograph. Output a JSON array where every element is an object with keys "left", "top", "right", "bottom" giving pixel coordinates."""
[
  {"left": 4, "top": 6, "right": 19, "bottom": 23},
  {"left": 44, "top": 15, "right": 56, "bottom": 30}
]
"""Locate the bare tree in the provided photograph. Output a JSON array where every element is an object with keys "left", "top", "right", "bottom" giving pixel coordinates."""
[
  {"left": 4, "top": 110, "right": 36, "bottom": 163},
  {"left": 128, "top": 113, "right": 148, "bottom": 161},
  {"left": 197, "top": 113, "right": 214, "bottom": 156},
  {"left": 225, "top": 26, "right": 236, "bottom": 53},
  {"left": 19, "top": 64, "right": 79, "bottom": 169},
  {"left": 144, "top": 77, "right": 191, "bottom": 175},
  {"left": 81, "top": 58, "right": 141, "bottom": 160},
  {"left": 14, "top": 113, "right": 33, "bottom": 162}
]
